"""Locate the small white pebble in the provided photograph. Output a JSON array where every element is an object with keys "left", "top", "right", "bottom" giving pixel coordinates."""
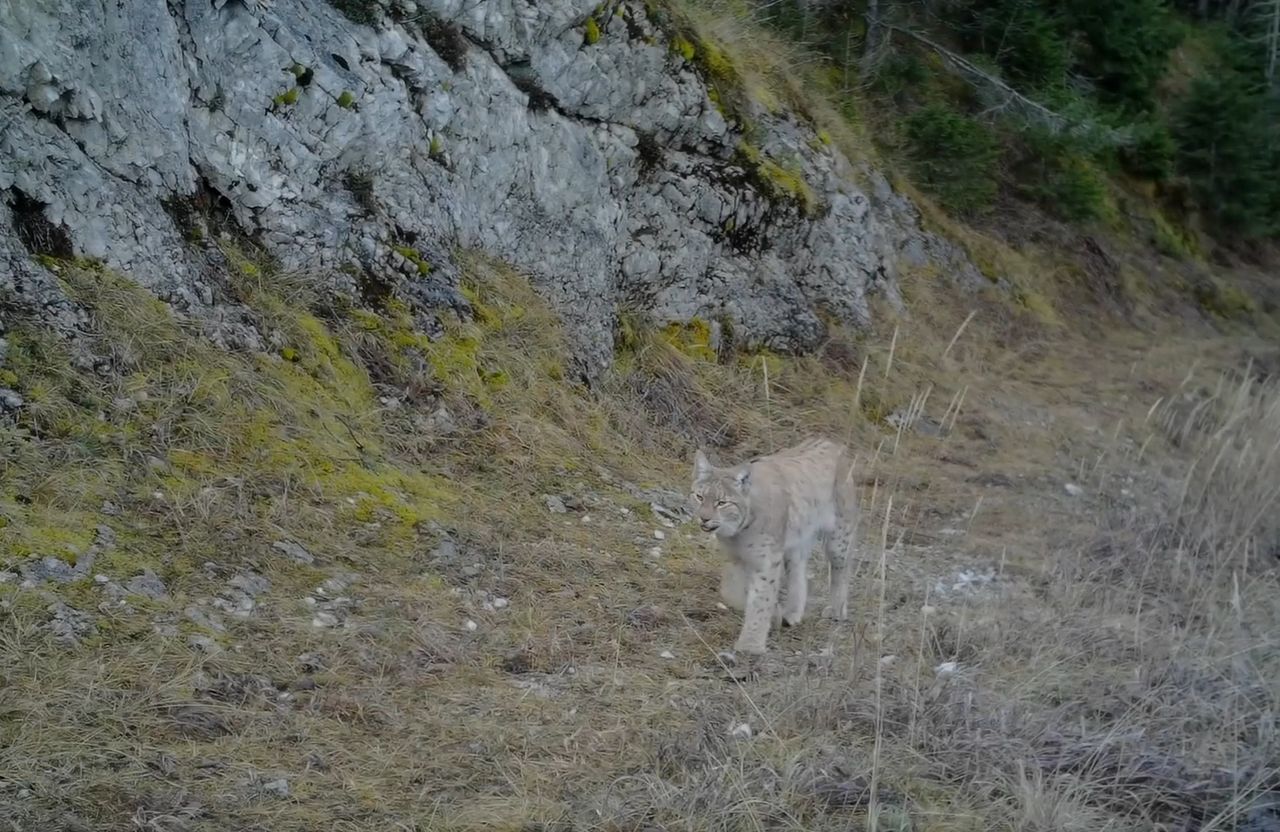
[
  {"left": 94, "top": 574, "right": 110, "bottom": 584},
  {"left": 464, "top": 619, "right": 478, "bottom": 632},
  {"left": 151, "top": 491, "right": 165, "bottom": 501},
  {"left": 492, "top": 597, "right": 509, "bottom": 610},
  {"left": 935, "top": 661, "right": 958, "bottom": 675},
  {"left": 1064, "top": 483, "right": 1084, "bottom": 497},
  {"left": 921, "top": 604, "right": 937, "bottom": 616},
  {"left": 312, "top": 612, "right": 338, "bottom": 628},
  {"left": 729, "top": 723, "right": 753, "bottom": 739},
  {"left": 580, "top": 514, "right": 591, "bottom": 524},
  {"left": 303, "top": 597, "right": 316, "bottom": 606},
  {"left": 646, "top": 546, "right": 662, "bottom": 558},
  {"left": 619, "top": 507, "right": 631, "bottom": 515},
  {"left": 716, "top": 602, "right": 728, "bottom": 611},
  {"left": 653, "top": 529, "right": 665, "bottom": 540},
  {"left": 659, "top": 649, "right": 675, "bottom": 660},
  {"left": 880, "top": 654, "right": 898, "bottom": 666},
  {"left": 17, "top": 789, "right": 31, "bottom": 799}
]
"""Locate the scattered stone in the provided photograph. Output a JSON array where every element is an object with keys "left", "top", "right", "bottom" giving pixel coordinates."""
[
  {"left": 297, "top": 652, "right": 325, "bottom": 672},
  {"left": 101, "top": 501, "right": 121, "bottom": 516},
  {"left": 646, "top": 546, "right": 662, "bottom": 559},
  {"left": 312, "top": 612, "right": 339, "bottom": 628},
  {"left": 187, "top": 634, "right": 219, "bottom": 653},
  {"left": 93, "top": 574, "right": 110, "bottom": 584},
  {"left": 271, "top": 540, "right": 315, "bottom": 564},
  {"left": 879, "top": 654, "right": 898, "bottom": 666},
  {"left": 0, "top": 387, "right": 24, "bottom": 412},
  {"left": 185, "top": 605, "right": 226, "bottom": 632},
  {"left": 1064, "top": 482, "right": 1084, "bottom": 497},
  {"left": 0, "top": 571, "right": 16, "bottom": 584},
  {"left": 934, "top": 661, "right": 958, "bottom": 675},
  {"left": 461, "top": 564, "right": 480, "bottom": 578},
  {"left": 20, "top": 556, "right": 77, "bottom": 584},
  {"left": 659, "top": 649, "right": 675, "bottom": 660},
  {"left": 464, "top": 619, "right": 478, "bottom": 632},
  {"left": 920, "top": 605, "right": 937, "bottom": 616},
  {"left": 125, "top": 569, "right": 168, "bottom": 600},
  {"left": 715, "top": 602, "right": 728, "bottom": 611},
  {"left": 652, "top": 529, "right": 665, "bottom": 540},
  {"left": 431, "top": 538, "right": 459, "bottom": 561},
  {"left": 261, "top": 778, "right": 290, "bottom": 798},
  {"left": 46, "top": 602, "right": 96, "bottom": 646},
  {"left": 729, "top": 723, "right": 753, "bottom": 739},
  {"left": 562, "top": 493, "right": 585, "bottom": 511},
  {"left": 544, "top": 495, "right": 567, "bottom": 514},
  {"left": 152, "top": 623, "right": 179, "bottom": 637},
  {"left": 492, "top": 597, "right": 509, "bottom": 610},
  {"left": 230, "top": 570, "right": 270, "bottom": 596}
]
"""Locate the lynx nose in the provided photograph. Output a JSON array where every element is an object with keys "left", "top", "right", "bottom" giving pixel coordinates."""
[{"left": 700, "top": 519, "right": 719, "bottom": 532}]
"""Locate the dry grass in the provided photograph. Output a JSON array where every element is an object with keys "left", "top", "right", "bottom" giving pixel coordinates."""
[{"left": 1, "top": 248, "right": 1277, "bottom": 831}]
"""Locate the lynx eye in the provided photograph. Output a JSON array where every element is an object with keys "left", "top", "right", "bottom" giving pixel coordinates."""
[
  {"left": 692, "top": 492, "right": 704, "bottom": 503},
  {"left": 716, "top": 499, "right": 731, "bottom": 508}
]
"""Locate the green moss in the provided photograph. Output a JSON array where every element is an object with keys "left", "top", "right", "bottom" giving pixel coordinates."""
[
  {"left": 0, "top": 369, "right": 17, "bottom": 387},
  {"left": 660, "top": 319, "right": 717, "bottom": 362},
  {"left": 698, "top": 39, "right": 734, "bottom": 84},
  {"left": 737, "top": 349, "right": 783, "bottom": 379},
  {"left": 393, "top": 245, "right": 432, "bottom": 275},
  {"left": 337, "top": 90, "right": 356, "bottom": 109},
  {"left": 584, "top": 17, "right": 602, "bottom": 46},
  {"left": 273, "top": 86, "right": 301, "bottom": 108},
  {"left": 428, "top": 134, "right": 445, "bottom": 160},
  {"left": 735, "top": 142, "right": 817, "bottom": 216},
  {"left": 281, "top": 347, "right": 300, "bottom": 362},
  {"left": 290, "top": 63, "right": 308, "bottom": 79},
  {"left": 1152, "top": 212, "right": 1198, "bottom": 259},
  {"left": 671, "top": 35, "right": 696, "bottom": 62}
]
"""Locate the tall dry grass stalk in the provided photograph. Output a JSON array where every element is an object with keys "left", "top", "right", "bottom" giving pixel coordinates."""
[{"left": 1147, "top": 366, "right": 1280, "bottom": 570}]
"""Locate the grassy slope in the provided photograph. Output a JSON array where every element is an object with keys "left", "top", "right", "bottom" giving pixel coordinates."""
[{"left": 2, "top": 234, "right": 1277, "bottom": 830}]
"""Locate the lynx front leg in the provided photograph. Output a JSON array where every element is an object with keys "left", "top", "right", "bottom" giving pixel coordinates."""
[
  {"left": 719, "top": 561, "right": 748, "bottom": 612},
  {"left": 734, "top": 558, "right": 782, "bottom": 656}
]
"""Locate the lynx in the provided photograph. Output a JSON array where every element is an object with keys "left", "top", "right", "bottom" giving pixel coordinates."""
[{"left": 690, "top": 437, "right": 858, "bottom": 656}]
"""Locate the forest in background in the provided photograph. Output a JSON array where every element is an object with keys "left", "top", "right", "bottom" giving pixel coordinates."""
[{"left": 753, "top": 0, "right": 1280, "bottom": 246}]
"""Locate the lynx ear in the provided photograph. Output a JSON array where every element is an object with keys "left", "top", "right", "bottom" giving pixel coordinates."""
[
  {"left": 693, "top": 449, "right": 712, "bottom": 479},
  {"left": 733, "top": 465, "right": 751, "bottom": 490}
]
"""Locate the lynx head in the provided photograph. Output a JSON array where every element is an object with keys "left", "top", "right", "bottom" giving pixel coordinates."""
[{"left": 690, "top": 449, "right": 752, "bottom": 538}]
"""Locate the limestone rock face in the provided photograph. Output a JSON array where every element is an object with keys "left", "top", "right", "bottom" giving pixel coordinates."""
[{"left": 0, "top": 0, "right": 982, "bottom": 377}]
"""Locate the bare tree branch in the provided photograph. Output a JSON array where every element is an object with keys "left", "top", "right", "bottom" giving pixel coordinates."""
[{"left": 880, "top": 22, "right": 1132, "bottom": 146}]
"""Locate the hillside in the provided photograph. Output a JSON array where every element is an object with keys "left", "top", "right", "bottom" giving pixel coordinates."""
[{"left": 2, "top": 0, "right": 1279, "bottom": 830}]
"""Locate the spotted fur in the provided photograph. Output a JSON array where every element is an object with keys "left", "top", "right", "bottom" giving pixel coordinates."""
[{"left": 690, "top": 437, "right": 859, "bottom": 655}]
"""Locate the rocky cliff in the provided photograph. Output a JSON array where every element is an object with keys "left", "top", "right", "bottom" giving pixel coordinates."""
[{"left": 0, "top": 0, "right": 980, "bottom": 379}]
